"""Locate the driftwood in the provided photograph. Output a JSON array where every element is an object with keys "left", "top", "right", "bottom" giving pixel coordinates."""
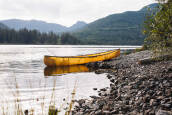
[{"left": 138, "top": 54, "right": 172, "bottom": 65}]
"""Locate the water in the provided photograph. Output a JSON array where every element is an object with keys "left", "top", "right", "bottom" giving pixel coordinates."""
[{"left": 0, "top": 45, "right": 140, "bottom": 114}]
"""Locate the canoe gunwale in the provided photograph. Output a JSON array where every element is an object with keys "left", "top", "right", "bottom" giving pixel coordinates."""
[{"left": 44, "top": 49, "right": 120, "bottom": 58}]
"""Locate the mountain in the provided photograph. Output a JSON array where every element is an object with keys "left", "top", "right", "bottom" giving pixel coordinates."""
[
  {"left": 0, "top": 23, "right": 8, "bottom": 29},
  {"left": 73, "top": 3, "right": 158, "bottom": 45},
  {"left": 68, "top": 21, "right": 87, "bottom": 32},
  {"left": 0, "top": 19, "right": 87, "bottom": 33},
  {"left": 0, "top": 19, "right": 68, "bottom": 33},
  {"left": 140, "top": 3, "right": 159, "bottom": 12}
]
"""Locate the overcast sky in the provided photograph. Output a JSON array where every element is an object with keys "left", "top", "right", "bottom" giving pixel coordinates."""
[{"left": 0, "top": 0, "right": 155, "bottom": 27}]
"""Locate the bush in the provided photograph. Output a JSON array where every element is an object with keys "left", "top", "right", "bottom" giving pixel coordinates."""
[{"left": 143, "top": 0, "right": 172, "bottom": 56}]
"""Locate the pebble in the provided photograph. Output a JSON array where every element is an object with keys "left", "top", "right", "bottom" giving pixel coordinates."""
[
  {"left": 72, "top": 51, "right": 172, "bottom": 115},
  {"left": 93, "top": 88, "right": 97, "bottom": 90}
]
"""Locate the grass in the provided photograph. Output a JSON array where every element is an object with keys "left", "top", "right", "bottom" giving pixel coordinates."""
[
  {"left": 65, "top": 81, "right": 77, "bottom": 115},
  {"left": 134, "top": 47, "right": 145, "bottom": 53},
  {"left": 122, "top": 46, "right": 145, "bottom": 55},
  {"left": 3, "top": 73, "right": 24, "bottom": 115},
  {"left": 1, "top": 74, "right": 78, "bottom": 115}
]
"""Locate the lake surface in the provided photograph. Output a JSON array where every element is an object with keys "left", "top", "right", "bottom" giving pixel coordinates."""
[{"left": 0, "top": 45, "right": 140, "bottom": 114}]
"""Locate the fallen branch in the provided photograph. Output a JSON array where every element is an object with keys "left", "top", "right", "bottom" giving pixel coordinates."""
[{"left": 138, "top": 54, "right": 172, "bottom": 65}]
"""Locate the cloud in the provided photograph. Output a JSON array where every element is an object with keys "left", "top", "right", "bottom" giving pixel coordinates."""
[
  {"left": 0, "top": 0, "right": 61, "bottom": 21},
  {"left": 0, "top": 0, "right": 155, "bottom": 26}
]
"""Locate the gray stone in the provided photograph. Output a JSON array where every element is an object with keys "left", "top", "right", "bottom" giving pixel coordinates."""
[
  {"left": 156, "top": 110, "right": 171, "bottom": 115},
  {"left": 93, "top": 88, "right": 98, "bottom": 90},
  {"left": 95, "top": 110, "right": 102, "bottom": 115},
  {"left": 110, "top": 109, "right": 119, "bottom": 114}
]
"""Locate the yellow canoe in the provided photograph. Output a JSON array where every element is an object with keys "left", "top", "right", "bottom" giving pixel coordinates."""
[
  {"left": 44, "top": 65, "right": 90, "bottom": 76},
  {"left": 44, "top": 49, "right": 120, "bottom": 66}
]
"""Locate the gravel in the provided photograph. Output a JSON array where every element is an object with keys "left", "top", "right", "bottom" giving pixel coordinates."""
[{"left": 72, "top": 50, "right": 172, "bottom": 115}]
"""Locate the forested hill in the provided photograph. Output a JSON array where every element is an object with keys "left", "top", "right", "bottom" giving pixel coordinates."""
[
  {"left": 73, "top": 3, "right": 158, "bottom": 45},
  {"left": 69, "top": 21, "right": 87, "bottom": 32},
  {"left": 0, "top": 23, "right": 8, "bottom": 29},
  {"left": 0, "top": 19, "right": 87, "bottom": 33}
]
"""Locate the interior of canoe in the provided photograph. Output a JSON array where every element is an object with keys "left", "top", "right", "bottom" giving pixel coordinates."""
[
  {"left": 76, "top": 49, "right": 118, "bottom": 57},
  {"left": 45, "top": 49, "right": 120, "bottom": 58}
]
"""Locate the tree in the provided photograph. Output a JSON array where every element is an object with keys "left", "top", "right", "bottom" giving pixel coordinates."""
[
  {"left": 143, "top": 0, "right": 172, "bottom": 56},
  {"left": 61, "top": 33, "right": 80, "bottom": 45},
  {"left": 0, "top": 28, "right": 61, "bottom": 44}
]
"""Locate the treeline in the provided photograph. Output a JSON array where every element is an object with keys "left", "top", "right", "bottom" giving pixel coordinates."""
[{"left": 0, "top": 28, "right": 81, "bottom": 44}]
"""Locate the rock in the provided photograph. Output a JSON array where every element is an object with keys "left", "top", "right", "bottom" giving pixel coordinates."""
[
  {"left": 156, "top": 110, "right": 171, "bottom": 115},
  {"left": 97, "top": 100, "right": 106, "bottom": 109},
  {"left": 72, "top": 51, "right": 172, "bottom": 115},
  {"left": 90, "top": 96, "right": 99, "bottom": 100},
  {"left": 161, "top": 104, "right": 171, "bottom": 109},
  {"left": 24, "top": 110, "right": 28, "bottom": 115},
  {"left": 110, "top": 109, "right": 119, "bottom": 114},
  {"left": 167, "top": 67, "right": 172, "bottom": 72},
  {"left": 121, "top": 106, "right": 130, "bottom": 113},
  {"left": 93, "top": 88, "right": 97, "bottom": 90},
  {"left": 129, "top": 110, "right": 138, "bottom": 115},
  {"left": 88, "top": 103, "right": 99, "bottom": 110},
  {"left": 78, "top": 99, "right": 85, "bottom": 106},
  {"left": 100, "top": 88, "right": 107, "bottom": 92},
  {"left": 90, "top": 111, "right": 95, "bottom": 115},
  {"left": 110, "top": 78, "right": 115, "bottom": 83},
  {"left": 81, "top": 103, "right": 90, "bottom": 110},
  {"left": 99, "top": 62, "right": 113, "bottom": 69},
  {"left": 95, "top": 110, "right": 102, "bottom": 115},
  {"left": 107, "top": 74, "right": 113, "bottom": 79},
  {"left": 150, "top": 111, "right": 155, "bottom": 115},
  {"left": 75, "top": 112, "right": 84, "bottom": 115},
  {"left": 102, "top": 111, "right": 111, "bottom": 115},
  {"left": 143, "top": 94, "right": 150, "bottom": 103},
  {"left": 150, "top": 99, "right": 156, "bottom": 106},
  {"left": 100, "top": 92, "right": 108, "bottom": 96},
  {"left": 114, "top": 80, "right": 118, "bottom": 85}
]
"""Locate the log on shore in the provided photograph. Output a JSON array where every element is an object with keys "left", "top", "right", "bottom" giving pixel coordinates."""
[{"left": 138, "top": 54, "right": 172, "bottom": 65}]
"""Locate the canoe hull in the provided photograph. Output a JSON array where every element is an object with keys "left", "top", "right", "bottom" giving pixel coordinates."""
[{"left": 44, "top": 49, "right": 120, "bottom": 66}]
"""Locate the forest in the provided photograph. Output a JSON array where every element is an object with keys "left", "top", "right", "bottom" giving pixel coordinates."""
[{"left": 0, "top": 27, "right": 81, "bottom": 45}]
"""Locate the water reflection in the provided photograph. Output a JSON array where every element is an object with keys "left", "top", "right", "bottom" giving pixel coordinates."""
[
  {"left": 0, "top": 45, "right": 139, "bottom": 114},
  {"left": 44, "top": 65, "right": 90, "bottom": 76}
]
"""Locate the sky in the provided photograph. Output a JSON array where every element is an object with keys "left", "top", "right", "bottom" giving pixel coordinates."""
[{"left": 0, "top": 0, "right": 155, "bottom": 27}]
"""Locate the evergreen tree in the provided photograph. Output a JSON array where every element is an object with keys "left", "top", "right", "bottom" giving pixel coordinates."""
[
  {"left": 0, "top": 28, "right": 81, "bottom": 45},
  {"left": 143, "top": 0, "right": 172, "bottom": 56},
  {"left": 61, "top": 33, "right": 80, "bottom": 45}
]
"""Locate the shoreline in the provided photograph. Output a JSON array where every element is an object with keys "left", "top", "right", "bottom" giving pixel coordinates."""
[{"left": 72, "top": 50, "right": 172, "bottom": 115}]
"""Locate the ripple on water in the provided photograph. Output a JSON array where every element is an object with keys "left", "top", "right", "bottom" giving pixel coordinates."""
[{"left": 0, "top": 45, "right": 139, "bottom": 114}]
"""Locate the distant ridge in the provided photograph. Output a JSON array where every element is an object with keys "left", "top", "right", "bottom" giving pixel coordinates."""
[
  {"left": 0, "top": 19, "right": 67, "bottom": 33},
  {"left": 0, "top": 23, "right": 8, "bottom": 29},
  {"left": 0, "top": 19, "right": 87, "bottom": 33},
  {"left": 68, "top": 21, "right": 87, "bottom": 32}
]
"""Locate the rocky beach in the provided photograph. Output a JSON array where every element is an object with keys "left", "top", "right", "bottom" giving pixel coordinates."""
[{"left": 72, "top": 50, "right": 172, "bottom": 115}]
